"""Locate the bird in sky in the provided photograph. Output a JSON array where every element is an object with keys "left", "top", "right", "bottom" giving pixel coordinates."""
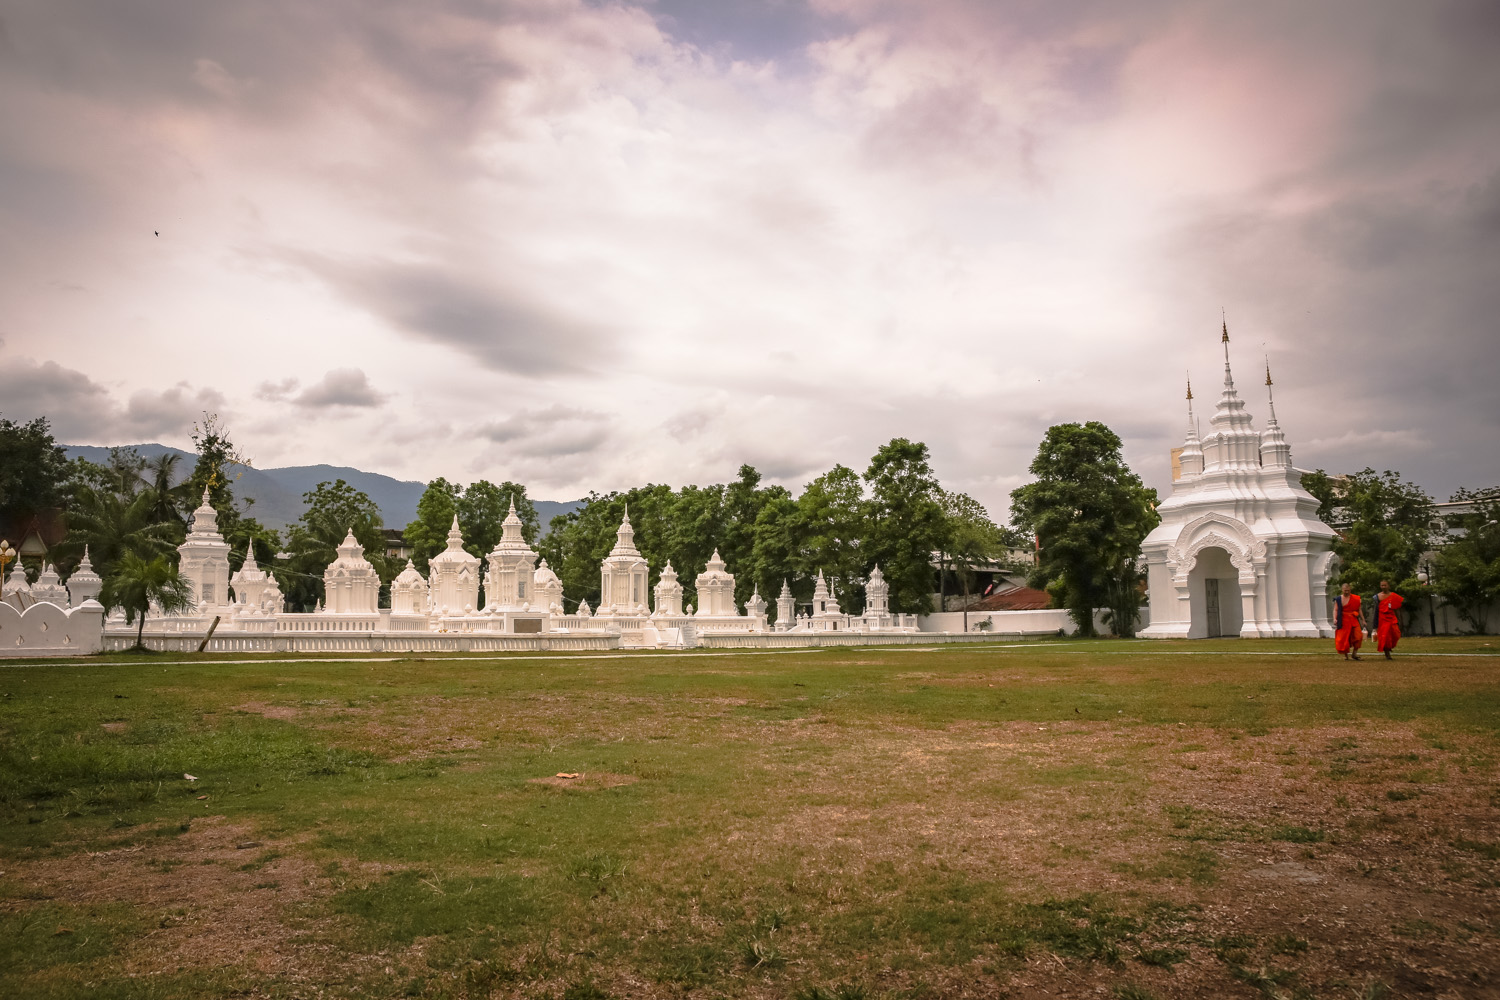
[{"left": 154, "top": 230, "right": 159, "bottom": 236}]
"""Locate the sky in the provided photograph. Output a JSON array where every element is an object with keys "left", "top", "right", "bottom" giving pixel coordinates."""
[{"left": 1, "top": 0, "right": 1497, "bottom": 518}]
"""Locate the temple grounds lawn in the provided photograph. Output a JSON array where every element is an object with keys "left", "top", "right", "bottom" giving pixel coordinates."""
[{"left": 2, "top": 637, "right": 1498, "bottom": 999}]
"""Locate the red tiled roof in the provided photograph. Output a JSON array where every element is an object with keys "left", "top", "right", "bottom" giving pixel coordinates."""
[{"left": 968, "top": 586, "right": 1052, "bottom": 611}]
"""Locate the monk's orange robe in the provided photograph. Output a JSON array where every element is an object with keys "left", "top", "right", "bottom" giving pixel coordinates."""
[
  {"left": 1335, "top": 594, "right": 1363, "bottom": 654},
  {"left": 1376, "top": 592, "right": 1404, "bottom": 653}
]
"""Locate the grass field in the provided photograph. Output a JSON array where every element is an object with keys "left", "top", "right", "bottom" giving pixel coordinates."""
[{"left": 2, "top": 636, "right": 1498, "bottom": 999}]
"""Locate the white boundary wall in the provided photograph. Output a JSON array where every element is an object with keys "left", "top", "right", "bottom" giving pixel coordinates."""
[{"left": 0, "top": 600, "right": 105, "bottom": 656}]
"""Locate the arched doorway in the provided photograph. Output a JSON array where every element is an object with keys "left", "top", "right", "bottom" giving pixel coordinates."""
[{"left": 1188, "top": 546, "right": 1242, "bottom": 638}]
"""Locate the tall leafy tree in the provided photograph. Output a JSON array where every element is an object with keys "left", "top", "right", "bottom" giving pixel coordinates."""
[
  {"left": 1433, "top": 488, "right": 1500, "bottom": 634},
  {"left": 282, "top": 479, "right": 387, "bottom": 611},
  {"left": 100, "top": 552, "right": 194, "bottom": 651},
  {"left": 1302, "top": 468, "right": 1434, "bottom": 603},
  {"left": 1010, "top": 422, "right": 1159, "bottom": 637},
  {"left": 864, "top": 439, "right": 945, "bottom": 614},
  {"left": 404, "top": 478, "right": 462, "bottom": 573},
  {"left": 0, "top": 416, "right": 74, "bottom": 529},
  {"left": 796, "top": 464, "right": 869, "bottom": 611},
  {"left": 750, "top": 492, "right": 802, "bottom": 618}
]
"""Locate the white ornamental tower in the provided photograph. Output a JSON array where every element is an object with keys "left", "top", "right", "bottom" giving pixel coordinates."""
[
  {"left": 694, "top": 549, "right": 737, "bottom": 616},
  {"left": 1140, "top": 320, "right": 1337, "bottom": 639},
  {"left": 391, "top": 559, "right": 429, "bottom": 615},
  {"left": 744, "top": 585, "right": 767, "bottom": 622},
  {"left": 178, "top": 489, "right": 231, "bottom": 610},
  {"left": 775, "top": 579, "right": 795, "bottom": 630},
  {"left": 65, "top": 547, "right": 103, "bottom": 606},
  {"left": 428, "top": 516, "right": 481, "bottom": 614},
  {"left": 323, "top": 529, "right": 381, "bottom": 614},
  {"left": 484, "top": 499, "right": 538, "bottom": 610},
  {"left": 864, "top": 565, "right": 890, "bottom": 614},
  {"left": 653, "top": 560, "right": 684, "bottom": 616},
  {"left": 599, "top": 507, "right": 649, "bottom": 615},
  {"left": 810, "top": 570, "right": 841, "bottom": 616},
  {"left": 229, "top": 550, "right": 278, "bottom": 613}
]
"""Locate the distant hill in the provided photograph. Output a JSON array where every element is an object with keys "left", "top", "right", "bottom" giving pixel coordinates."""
[{"left": 63, "top": 444, "right": 583, "bottom": 534}]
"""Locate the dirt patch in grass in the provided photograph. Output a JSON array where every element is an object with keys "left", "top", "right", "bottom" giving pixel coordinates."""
[
  {"left": 527, "top": 771, "right": 641, "bottom": 790},
  {"left": 1, "top": 815, "right": 365, "bottom": 982},
  {"left": 230, "top": 701, "right": 301, "bottom": 721},
  {"left": 99, "top": 721, "right": 128, "bottom": 734}
]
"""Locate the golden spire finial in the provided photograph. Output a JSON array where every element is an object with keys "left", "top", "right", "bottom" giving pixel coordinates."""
[
  {"left": 1221, "top": 309, "right": 1229, "bottom": 344},
  {"left": 1264, "top": 358, "right": 1273, "bottom": 387},
  {"left": 1186, "top": 374, "right": 1193, "bottom": 401}
]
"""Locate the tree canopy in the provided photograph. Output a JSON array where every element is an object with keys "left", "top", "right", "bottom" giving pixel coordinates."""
[
  {"left": 1432, "top": 488, "right": 1500, "bottom": 634},
  {"left": 1302, "top": 467, "right": 1434, "bottom": 601},
  {"left": 1010, "top": 422, "right": 1159, "bottom": 637}
]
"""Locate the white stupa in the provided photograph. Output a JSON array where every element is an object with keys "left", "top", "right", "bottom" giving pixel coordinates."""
[
  {"left": 391, "top": 559, "right": 429, "bottom": 615},
  {"left": 428, "top": 515, "right": 480, "bottom": 614},
  {"left": 652, "top": 560, "right": 684, "bottom": 616},
  {"left": 694, "top": 549, "right": 736, "bottom": 616},
  {"left": 484, "top": 498, "right": 538, "bottom": 611},
  {"left": 1140, "top": 322, "right": 1337, "bottom": 639},
  {"left": 179, "top": 488, "right": 232, "bottom": 610},
  {"left": 66, "top": 547, "right": 103, "bottom": 605},
  {"left": 322, "top": 529, "right": 380, "bottom": 614},
  {"left": 598, "top": 507, "right": 649, "bottom": 616}
]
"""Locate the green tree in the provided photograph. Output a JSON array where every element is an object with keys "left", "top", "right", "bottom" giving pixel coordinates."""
[
  {"left": 1301, "top": 468, "right": 1434, "bottom": 611},
  {"left": 99, "top": 552, "right": 194, "bottom": 651},
  {"left": 50, "top": 484, "right": 181, "bottom": 581},
  {"left": 864, "top": 439, "right": 945, "bottom": 614},
  {"left": 281, "top": 480, "right": 388, "bottom": 611},
  {"left": 721, "top": 465, "right": 790, "bottom": 607},
  {"left": 142, "top": 452, "right": 187, "bottom": 530},
  {"left": 183, "top": 413, "right": 253, "bottom": 542},
  {"left": 749, "top": 492, "right": 802, "bottom": 620},
  {"left": 0, "top": 416, "right": 74, "bottom": 528},
  {"left": 940, "top": 490, "right": 1004, "bottom": 626},
  {"left": 796, "top": 464, "right": 869, "bottom": 611},
  {"left": 1010, "top": 422, "right": 1159, "bottom": 637},
  {"left": 1433, "top": 489, "right": 1500, "bottom": 634},
  {"left": 403, "top": 478, "right": 462, "bottom": 573}
]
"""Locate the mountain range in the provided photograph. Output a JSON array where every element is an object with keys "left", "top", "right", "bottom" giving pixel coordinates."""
[{"left": 63, "top": 444, "right": 584, "bottom": 534}]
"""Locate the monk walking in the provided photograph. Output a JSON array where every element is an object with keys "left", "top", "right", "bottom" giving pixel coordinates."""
[
  {"left": 1374, "top": 579, "right": 1404, "bottom": 659},
  {"left": 1334, "top": 582, "right": 1363, "bottom": 660}
]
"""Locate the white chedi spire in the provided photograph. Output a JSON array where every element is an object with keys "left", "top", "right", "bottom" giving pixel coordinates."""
[
  {"left": 66, "top": 545, "right": 103, "bottom": 605},
  {"left": 775, "top": 578, "right": 796, "bottom": 630},
  {"left": 610, "top": 504, "right": 642, "bottom": 558},
  {"left": 430, "top": 515, "right": 480, "bottom": 614},
  {"left": 1259, "top": 359, "right": 1291, "bottom": 468},
  {"left": 1179, "top": 376, "right": 1204, "bottom": 478},
  {"left": 189, "top": 487, "right": 219, "bottom": 535},
  {"left": 1202, "top": 316, "right": 1261, "bottom": 472}
]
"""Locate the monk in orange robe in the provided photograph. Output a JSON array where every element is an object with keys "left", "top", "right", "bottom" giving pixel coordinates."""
[
  {"left": 1374, "top": 579, "right": 1404, "bottom": 659},
  {"left": 1334, "top": 582, "right": 1363, "bottom": 660}
]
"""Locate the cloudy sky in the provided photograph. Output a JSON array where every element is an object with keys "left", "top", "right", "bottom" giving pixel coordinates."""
[{"left": 2, "top": 0, "right": 1497, "bottom": 515}]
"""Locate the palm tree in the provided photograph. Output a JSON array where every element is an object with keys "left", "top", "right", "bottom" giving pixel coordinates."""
[
  {"left": 100, "top": 552, "right": 194, "bottom": 650},
  {"left": 53, "top": 484, "right": 182, "bottom": 579},
  {"left": 142, "top": 453, "right": 186, "bottom": 529}
]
